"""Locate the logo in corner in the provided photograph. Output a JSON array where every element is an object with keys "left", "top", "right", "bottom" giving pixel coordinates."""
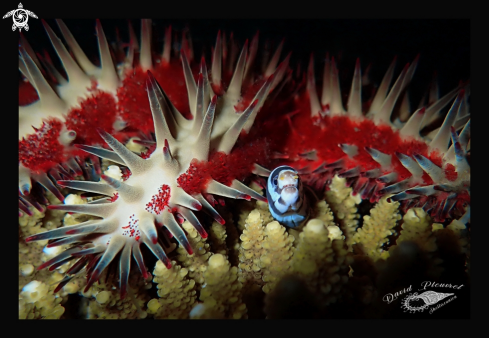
[
  {"left": 3, "top": 3, "right": 37, "bottom": 32},
  {"left": 400, "top": 290, "right": 454, "bottom": 313},
  {"left": 383, "top": 281, "right": 463, "bottom": 315}
]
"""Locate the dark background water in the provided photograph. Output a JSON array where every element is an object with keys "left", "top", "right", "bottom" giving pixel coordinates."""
[{"left": 22, "top": 19, "right": 469, "bottom": 104}]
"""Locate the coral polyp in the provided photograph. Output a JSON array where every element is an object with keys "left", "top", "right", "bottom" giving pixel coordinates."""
[{"left": 18, "top": 19, "right": 470, "bottom": 319}]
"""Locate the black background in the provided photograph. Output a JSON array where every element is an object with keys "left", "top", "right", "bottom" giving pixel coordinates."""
[{"left": 21, "top": 19, "right": 469, "bottom": 105}]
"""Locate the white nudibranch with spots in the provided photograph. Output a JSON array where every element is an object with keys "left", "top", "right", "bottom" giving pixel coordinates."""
[{"left": 266, "top": 165, "right": 310, "bottom": 228}]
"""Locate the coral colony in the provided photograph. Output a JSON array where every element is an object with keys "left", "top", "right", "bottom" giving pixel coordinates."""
[{"left": 18, "top": 20, "right": 470, "bottom": 319}]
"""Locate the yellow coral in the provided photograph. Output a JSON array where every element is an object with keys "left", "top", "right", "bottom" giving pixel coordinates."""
[
  {"left": 147, "top": 260, "right": 197, "bottom": 319},
  {"left": 352, "top": 196, "right": 401, "bottom": 261},
  {"left": 446, "top": 219, "right": 469, "bottom": 255},
  {"left": 389, "top": 208, "right": 444, "bottom": 278},
  {"left": 19, "top": 205, "right": 45, "bottom": 229},
  {"left": 255, "top": 200, "right": 274, "bottom": 225},
  {"left": 216, "top": 206, "right": 240, "bottom": 265},
  {"left": 17, "top": 177, "right": 468, "bottom": 320},
  {"left": 325, "top": 175, "right": 361, "bottom": 250},
  {"left": 176, "top": 221, "right": 211, "bottom": 288},
  {"left": 327, "top": 225, "right": 345, "bottom": 240},
  {"left": 449, "top": 218, "right": 470, "bottom": 272},
  {"left": 260, "top": 221, "right": 295, "bottom": 294},
  {"left": 19, "top": 192, "right": 65, "bottom": 239},
  {"left": 392, "top": 208, "right": 437, "bottom": 253},
  {"left": 238, "top": 209, "right": 265, "bottom": 290},
  {"left": 237, "top": 200, "right": 256, "bottom": 232},
  {"left": 209, "top": 221, "right": 228, "bottom": 255},
  {"left": 330, "top": 233, "right": 352, "bottom": 298},
  {"left": 19, "top": 207, "right": 47, "bottom": 288},
  {"left": 19, "top": 194, "right": 68, "bottom": 292},
  {"left": 194, "top": 254, "right": 247, "bottom": 319},
  {"left": 19, "top": 280, "right": 65, "bottom": 319},
  {"left": 314, "top": 200, "right": 336, "bottom": 227},
  {"left": 235, "top": 190, "right": 270, "bottom": 234},
  {"left": 290, "top": 218, "right": 350, "bottom": 306},
  {"left": 82, "top": 272, "right": 149, "bottom": 319}
]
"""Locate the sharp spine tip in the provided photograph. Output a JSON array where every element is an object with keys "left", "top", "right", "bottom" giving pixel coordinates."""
[
  {"left": 185, "top": 244, "right": 194, "bottom": 255},
  {"left": 240, "top": 194, "right": 251, "bottom": 201}
]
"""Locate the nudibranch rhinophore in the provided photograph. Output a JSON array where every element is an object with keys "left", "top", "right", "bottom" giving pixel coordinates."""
[{"left": 266, "top": 166, "right": 311, "bottom": 228}]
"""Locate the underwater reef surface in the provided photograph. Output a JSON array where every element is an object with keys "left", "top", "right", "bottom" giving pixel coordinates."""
[{"left": 18, "top": 19, "right": 469, "bottom": 319}]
